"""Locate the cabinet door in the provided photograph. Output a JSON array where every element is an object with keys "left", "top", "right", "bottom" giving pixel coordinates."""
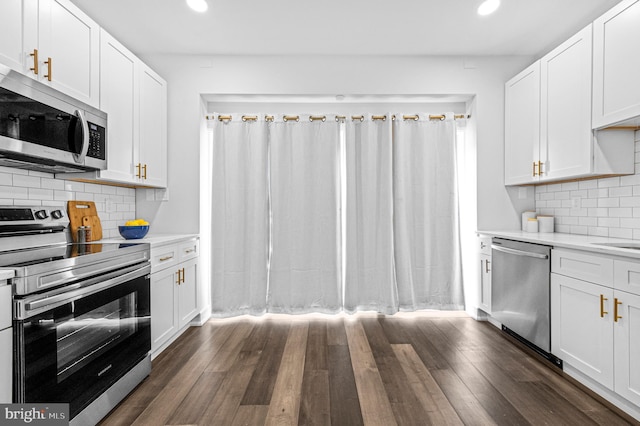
[
  {"left": 551, "top": 273, "right": 614, "bottom": 389},
  {"left": 0, "top": 0, "right": 24, "bottom": 72},
  {"left": 38, "top": 0, "right": 100, "bottom": 107},
  {"left": 479, "top": 253, "right": 491, "bottom": 314},
  {"left": 614, "top": 290, "right": 640, "bottom": 406},
  {"left": 0, "top": 328, "right": 11, "bottom": 403},
  {"left": 99, "top": 29, "right": 138, "bottom": 184},
  {"left": 593, "top": 0, "right": 640, "bottom": 128},
  {"left": 138, "top": 63, "right": 167, "bottom": 188},
  {"left": 504, "top": 61, "right": 541, "bottom": 185},
  {"left": 178, "top": 259, "right": 198, "bottom": 328},
  {"left": 151, "top": 267, "right": 178, "bottom": 354},
  {"left": 540, "top": 25, "right": 593, "bottom": 181}
]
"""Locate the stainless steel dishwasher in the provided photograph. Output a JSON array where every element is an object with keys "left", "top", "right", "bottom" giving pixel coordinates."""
[{"left": 491, "top": 238, "right": 560, "bottom": 366}]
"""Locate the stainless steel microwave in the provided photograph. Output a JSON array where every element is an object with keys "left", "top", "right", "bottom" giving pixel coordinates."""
[{"left": 0, "top": 64, "right": 107, "bottom": 173}]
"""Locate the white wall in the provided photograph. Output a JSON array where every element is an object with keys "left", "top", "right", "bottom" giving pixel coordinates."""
[{"left": 137, "top": 54, "right": 534, "bottom": 234}]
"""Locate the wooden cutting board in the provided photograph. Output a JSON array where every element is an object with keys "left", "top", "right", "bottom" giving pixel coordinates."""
[{"left": 67, "top": 201, "right": 103, "bottom": 242}]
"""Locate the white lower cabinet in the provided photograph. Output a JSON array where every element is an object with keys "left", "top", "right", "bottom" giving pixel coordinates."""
[
  {"left": 552, "top": 248, "right": 640, "bottom": 410},
  {"left": 478, "top": 235, "right": 492, "bottom": 314},
  {"left": 150, "top": 237, "right": 199, "bottom": 358}
]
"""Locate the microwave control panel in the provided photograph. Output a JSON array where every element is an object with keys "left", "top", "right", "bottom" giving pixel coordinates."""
[{"left": 87, "top": 123, "right": 106, "bottom": 160}]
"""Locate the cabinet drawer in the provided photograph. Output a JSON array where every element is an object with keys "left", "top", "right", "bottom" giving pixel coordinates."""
[
  {"left": 151, "top": 244, "right": 179, "bottom": 271},
  {"left": 479, "top": 235, "right": 491, "bottom": 256},
  {"left": 179, "top": 239, "right": 199, "bottom": 262},
  {"left": 552, "top": 248, "right": 613, "bottom": 285},
  {"left": 614, "top": 259, "right": 640, "bottom": 295}
]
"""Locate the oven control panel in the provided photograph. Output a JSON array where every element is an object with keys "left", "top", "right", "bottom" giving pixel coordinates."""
[{"left": 0, "top": 207, "right": 68, "bottom": 226}]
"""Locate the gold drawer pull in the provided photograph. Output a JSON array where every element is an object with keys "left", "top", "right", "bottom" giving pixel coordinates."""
[
  {"left": 44, "top": 57, "right": 52, "bottom": 81},
  {"left": 185, "top": 248, "right": 195, "bottom": 254},
  {"left": 159, "top": 255, "right": 174, "bottom": 262},
  {"left": 600, "top": 294, "right": 608, "bottom": 318},
  {"left": 30, "top": 49, "right": 39, "bottom": 75}
]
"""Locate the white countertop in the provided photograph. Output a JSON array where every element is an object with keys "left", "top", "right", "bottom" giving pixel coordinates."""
[
  {"left": 0, "top": 270, "right": 14, "bottom": 281},
  {"left": 99, "top": 233, "right": 199, "bottom": 246},
  {"left": 478, "top": 230, "right": 640, "bottom": 259}
]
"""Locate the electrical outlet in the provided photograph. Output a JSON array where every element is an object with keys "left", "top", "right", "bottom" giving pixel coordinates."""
[{"left": 571, "top": 197, "right": 581, "bottom": 208}]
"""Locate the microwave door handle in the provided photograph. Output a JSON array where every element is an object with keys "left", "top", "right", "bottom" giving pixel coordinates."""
[{"left": 73, "top": 109, "right": 90, "bottom": 164}]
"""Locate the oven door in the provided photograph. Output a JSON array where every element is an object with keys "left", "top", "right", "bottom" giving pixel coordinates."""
[{"left": 13, "top": 264, "right": 150, "bottom": 419}]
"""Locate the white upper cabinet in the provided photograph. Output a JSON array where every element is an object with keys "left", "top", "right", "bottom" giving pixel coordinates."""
[
  {"left": 98, "top": 29, "right": 139, "bottom": 184},
  {"left": 138, "top": 64, "right": 168, "bottom": 188},
  {"left": 0, "top": 0, "right": 24, "bottom": 72},
  {"left": 0, "top": 0, "right": 100, "bottom": 108},
  {"left": 504, "top": 62, "right": 541, "bottom": 185},
  {"left": 593, "top": 0, "right": 640, "bottom": 128},
  {"left": 540, "top": 25, "right": 593, "bottom": 181},
  {"left": 505, "top": 24, "right": 635, "bottom": 186}
]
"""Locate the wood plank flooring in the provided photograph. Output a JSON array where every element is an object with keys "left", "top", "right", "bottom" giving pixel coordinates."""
[{"left": 99, "top": 313, "right": 637, "bottom": 426}]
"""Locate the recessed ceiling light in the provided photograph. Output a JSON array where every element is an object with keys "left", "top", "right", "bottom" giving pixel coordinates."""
[
  {"left": 186, "top": 0, "right": 208, "bottom": 13},
  {"left": 477, "top": 0, "right": 500, "bottom": 16}
]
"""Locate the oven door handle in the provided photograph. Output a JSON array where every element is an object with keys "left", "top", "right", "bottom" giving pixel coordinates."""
[
  {"left": 491, "top": 244, "right": 549, "bottom": 260},
  {"left": 15, "top": 263, "right": 150, "bottom": 320}
]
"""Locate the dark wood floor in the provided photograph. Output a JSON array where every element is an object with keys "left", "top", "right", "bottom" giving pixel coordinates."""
[{"left": 100, "top": 312, "right": 637, "bottom": 426}]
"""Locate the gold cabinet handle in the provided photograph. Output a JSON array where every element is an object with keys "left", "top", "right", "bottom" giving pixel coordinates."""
[
  {"left": 532, "top": 161, "right": 537, "bottom": 177},
  {"left": 135, "top": 163, "right": 141, "bottom": 178},
  {"left": 185, "top": 248, "right": 195, "bottom": 254},
  {"left": 30, "top": 49, "right": 39, "bottom": 75},
  {"left": 143, "top": 164, "right": 147, "bottom": 180},
  {"left": 485, "top": 260, "right": 491, "bottom": 273},
  {"left": 600, "top": 294, "right": 608, "bottom": 318},
  {"left": 159, "top": 255, "right": 174, "bottom": 262},
  {"left": 44, "top": 57, "right": 52, "bottom": 81},
  {"left": 176, "top": 269, "right": 181, "bottom": 285},
  {"left": 181, "top": 268, "right": 185, "bottom": 283},
  {"left": 614, "top": 298, "right": 623, "bottom": 322},
  {"left": 538, "top": 161, "right": 544, "bottom": 176}
]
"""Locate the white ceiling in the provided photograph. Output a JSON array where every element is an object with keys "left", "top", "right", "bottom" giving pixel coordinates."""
[{"left": 70, "top": 0, "right": 620, "bottom": 57}]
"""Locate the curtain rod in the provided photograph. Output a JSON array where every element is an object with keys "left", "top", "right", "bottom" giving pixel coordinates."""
[{"left": 205, "top": 114, "right": 471, "bottom": 122}]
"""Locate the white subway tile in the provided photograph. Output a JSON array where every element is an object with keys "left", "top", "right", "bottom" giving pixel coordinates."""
[
  {"left": 570, "top": 208, "right": 588, "bottom": 216},
  {"left": 634, "top": 229, "right": 640, "bottom": 240},
  {"left": 598, "top": 198, "right": 620, "bottom": 208},
  {"left": 589, "top": 207, "right": 609, "bottom": 217},
  {"left": 556, "top": 224, "right": 571, "bottom": 233},
  {"left": 589, "top": 188, "right": 608, "bottom": 198},
  {"left": 64, "top": 181, "right": 84, "bottom": 192},
  {"left": 28, "top": 170, "right": 54, "bottom": 178},
  {"left": 547, "top": 200, "right": 562, "bottom": 208},
  {"left": 562, "top": 199, "right": 572, "bottom": 208},
  {"left": 74, "top": 192, "right": 94, "bottom": 201},
  {"left": 124, "top": 196, "right": 135, "bottom": 203},
  {"left": 561, "top": 182, "right": 579, "bottom": 191},
  {"left": 540, "top": 193, "right": 555, "bottom": 201},
  {"left": 564, "top": 217, "right": 579, "bottom": 225},
  {"left": 13, "top": 175, "right": 41, "bottom": 188},
  {"left": 53, "top": 190, "right": 74, "bottom": 201},
  {"left": 547, "top": 184, "right": 563, "bottom": 193},
  {"left": 537, "top": 201, "right": 547, "bottom": 208},
  {"left": 570, "top": 225, "right": 588, "bottom": 235},
  {"left": 0, "top": 173, "right": 12, "bottom": 185},
  {"left": 610, "top": 228, "right": 633, "bottom": 239},
  {"left": 555, "top": 208, "right": 570, "bottom": 216},
  {"left": 570, "top": 190, "right": 588, "bottom": 198},
  {"left": 634, "top": 208, "right": 640, "bottom": 217},
  {"left": 620, "top": 218, "right": 640, "bottom": 228},
  {"left": 41, "top": 200, "right": 65, "bottom": 207},
  {"left": 609, "top": 207, "right": 633, "bottom": 217},
  {"left": 588, "top": 227, "right": 609, "bottom": 237},
  {"left": 28, "top": 188, "right": 54, "bottom": 200},
  {"left": 0, "top": 185, "right": 28, "bottom": 199},
  {"left": 555, "top": 191, "right": 571, "bottom": 200},
  {"left": 579, "top": 217, "right": 597, "bottom": 226},
  {"left": 102, "top": 186, "right": 117, "bottom": 195},
  {"left": 579, "top": 180, "right": 598, "bottom": 190},
  {"left": 536, "top": 186, "right": 548, "bottom": 193},
  {"left": 15, "top": 199, "right": 38, "bottom": 206},
  {"left": 620, "top": 197, "right": 640, "bottom": 207},
  {"left": 599, "top": 217, "right": 620, "bottom": 227},
  {"left": 84, "top": 183, "right": 103, "bottom": 194},
  {"left": 41, "top": 178, "right": 64, "bottom": 190},
  {"left": 539, "top": 208, "right": 555, "bottom": 216},
  {"left": 610, "top": 186, "right": 633, "bottom": 197},
  {"left": 581, "top": 199, "right": 597, "bottom": 208},
  {"left": 620, "top": 174, "right": 640, "bottom": 186},
  {"left": 0, "top": 166, "right": 27, "bottom": 175},
  {"left": 598, "top": 177, "right": 621, "bottom": 188}
]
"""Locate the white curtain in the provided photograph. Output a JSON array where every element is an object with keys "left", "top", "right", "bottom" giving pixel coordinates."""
[
  {"left": 344, "top": 115, "right": 397, "bottom": 313},
  {"left": 210, "top": 116, "right": 269, "bottom": 316},
  {"left": 267, "top": 115, "right": 342, "bottom": 313},
  {"left": 393, "top": 114, "right": 464, "bottom": 310}
]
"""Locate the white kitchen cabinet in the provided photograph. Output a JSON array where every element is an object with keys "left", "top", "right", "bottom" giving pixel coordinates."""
[
  {"left": 551, "top": 273, "right": 615, "bottom": 388},
  {"left": 504, "top": 62, "right": 540, "bottom": 185},
  {"left": 478, "top": 235, "right": 492, "bottom": 314},
  {"left": 593, "top": 0, "right": 640, "bottom": 128},
  {"left": 505, "top": 25, "right": 634, "bottom": 186},
  {"left": 614, "top": 290, "right": 640, "bottom": 406},
  {"left": 1, "top": 0, "right": 100, "bottom": 107},
  {"left": 552, "top": 248, "right": 640, "bottom": 408},
  {"left": 0, "top": 0, "right": 24, "bottom": 72},
  {"left": 150, "top": 237, "right": 199, "bottom": 358},
  {"left": 137, "top": 63, "right": 168, "bottom": 188},
  {"left": 66, "top": 30, "right": 168, "bottom": 188}
]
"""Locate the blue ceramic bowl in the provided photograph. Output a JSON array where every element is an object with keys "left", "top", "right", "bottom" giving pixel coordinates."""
[{"left": 118, "top": 225, "right": 149, "bottom": 240}]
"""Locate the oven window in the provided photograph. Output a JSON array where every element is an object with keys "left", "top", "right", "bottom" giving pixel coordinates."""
[{"left": 56, "top": 292, "right": 138, "bottom": 382}]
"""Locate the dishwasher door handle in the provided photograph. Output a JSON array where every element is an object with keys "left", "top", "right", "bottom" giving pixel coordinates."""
[{"left": 491, "top": 244, "right": 549, "bottom": 259}]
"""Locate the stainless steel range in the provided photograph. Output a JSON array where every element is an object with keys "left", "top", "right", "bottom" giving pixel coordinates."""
[{"left": 0, "top": 206, "right": 151, "bottom": 425}]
